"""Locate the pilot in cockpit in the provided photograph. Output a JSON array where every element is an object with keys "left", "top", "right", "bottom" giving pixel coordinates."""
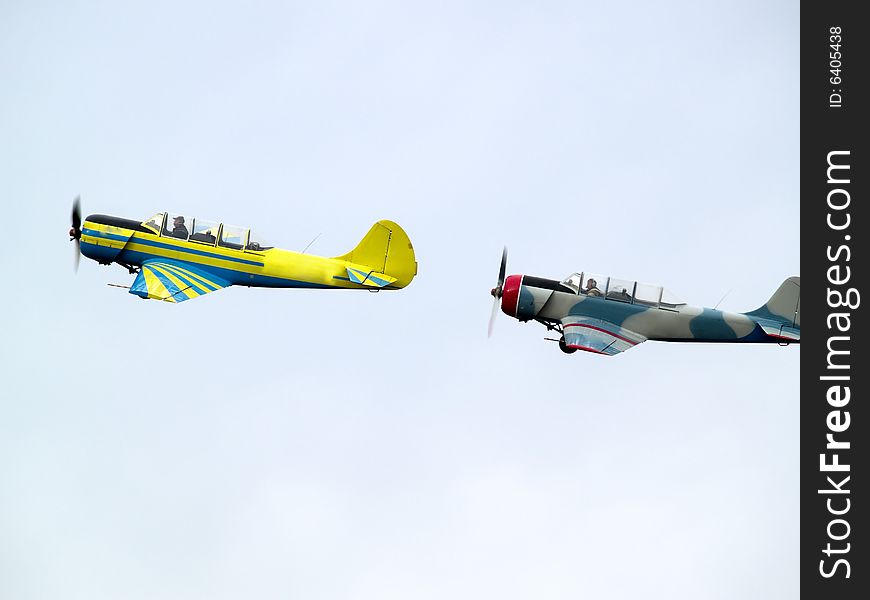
[
  {"left": 584, "top": 278, "right": 603, "bottom": 297},
  {"left": 169, "top": 216, "right": 189, "bottom": 239}
]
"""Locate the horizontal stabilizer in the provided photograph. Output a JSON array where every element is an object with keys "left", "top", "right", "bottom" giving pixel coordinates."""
[
  {"left": 346, "top": 266, "right": 397, "bottom": 288},
  {"left": 757, "top": 322, "right": 801, "bottom": 342}
]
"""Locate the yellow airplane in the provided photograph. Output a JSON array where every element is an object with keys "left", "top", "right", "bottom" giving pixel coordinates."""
[{"left": 69, "top": 198, "right": 417, "bottom": 302}]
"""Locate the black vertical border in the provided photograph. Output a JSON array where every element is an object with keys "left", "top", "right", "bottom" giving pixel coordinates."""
[{"left": 802, "top": 3, "right": 868, "bottom": 597}]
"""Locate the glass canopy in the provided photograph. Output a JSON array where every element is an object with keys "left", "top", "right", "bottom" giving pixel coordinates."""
[
  {"left": 140, "top": 212, "right": 273, "bottom": 251},
  {"left": 560, "top": 272, "right": 684, "bottom": 308}
]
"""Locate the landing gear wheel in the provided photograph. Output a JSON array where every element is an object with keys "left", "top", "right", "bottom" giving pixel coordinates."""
[{"left": 559, "top": 336, "right": 576, "bottom": 354}]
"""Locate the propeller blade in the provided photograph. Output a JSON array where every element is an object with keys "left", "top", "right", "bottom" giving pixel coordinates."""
[
  {"left": 71, "top": 195, "right": 82, "bottom": 273},
  {"left": 487, "top": 295, "right": 500, "bottom": 338},
  {"left": 71, "top": 195, "right": 81, "bottom": 232},
  {"left": 488, "top": 246, "right": 508, "bottom": 337},
  {"left": 497, "top": 246, "right": 507, "bottom": 290}
]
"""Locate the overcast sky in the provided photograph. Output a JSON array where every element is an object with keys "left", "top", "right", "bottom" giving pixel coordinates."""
[{"left": 1, "top": 1, "right": 798, "bottom": 598}]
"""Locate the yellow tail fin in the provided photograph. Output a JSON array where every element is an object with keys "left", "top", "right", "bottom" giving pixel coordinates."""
[{"left": 334, "top": 220, "right": 417, "bottom": 288}]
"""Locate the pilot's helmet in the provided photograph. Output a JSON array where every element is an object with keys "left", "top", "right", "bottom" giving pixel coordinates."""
[
  {"left": 588, "top": 278, "right": 597, "bottom": 286},
  {"left": 174, "top": 216, "right": 185, "bottom": 224}
]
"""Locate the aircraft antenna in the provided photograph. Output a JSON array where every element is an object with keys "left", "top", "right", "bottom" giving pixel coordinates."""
[
  {"left": 301, "top": 233, "right": 322, "bottom": 254},
  {"left": 713, "top": 288, "right": 732, "bottom": 310}
]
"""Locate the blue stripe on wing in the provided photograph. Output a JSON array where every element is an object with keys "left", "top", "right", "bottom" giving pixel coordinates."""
[{"left": 129, "top": 259, "right": 231, "bottom": 303}]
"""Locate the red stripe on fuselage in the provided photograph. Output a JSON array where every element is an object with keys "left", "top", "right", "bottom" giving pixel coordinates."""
[{"left": 766, "top": 332, "right": 800, "bottom": 341}]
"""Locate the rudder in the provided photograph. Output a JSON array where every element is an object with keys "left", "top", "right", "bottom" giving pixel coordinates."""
[
  {"left": 334, "top": 220, "right": 417, "bottom": 288},
  {"left": 745, "top": 276, "right": 800, "bottom": 327}
]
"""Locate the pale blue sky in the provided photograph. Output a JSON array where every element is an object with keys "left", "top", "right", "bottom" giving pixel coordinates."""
[{"left": 1, "top": 1, "right": 798, "bottom": 598}]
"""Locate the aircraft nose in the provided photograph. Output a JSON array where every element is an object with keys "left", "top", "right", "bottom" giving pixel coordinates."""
[{"left": 501, "top": 274, "right": 522, "bottom": 317}]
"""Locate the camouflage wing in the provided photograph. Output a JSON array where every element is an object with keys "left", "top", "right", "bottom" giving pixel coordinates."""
[
  {"left": 129, "top": 259, "right": 230, "bottom": 303},
  {"left": 561, "top": 316, "right": 647, "bottom": 356}
]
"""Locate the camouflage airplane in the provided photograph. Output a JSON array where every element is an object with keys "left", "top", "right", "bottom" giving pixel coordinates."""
[
  {"left": 69, "top": 197, "right": 417, "bottom": 302},
  {"left": 488, "top": 249, "right": 800, "bottom": 356}
]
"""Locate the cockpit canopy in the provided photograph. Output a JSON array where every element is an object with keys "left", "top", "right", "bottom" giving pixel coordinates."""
[
  {"left": 141, "top": 212, "right": 273, "bottom": 251},
  {"left": 560, "top": 272, "right": 684, "bottom": 309}
]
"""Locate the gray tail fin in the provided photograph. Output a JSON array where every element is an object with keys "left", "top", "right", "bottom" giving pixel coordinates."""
[{"left": 745, "top": 277, "right": 800, "bottom": 327}]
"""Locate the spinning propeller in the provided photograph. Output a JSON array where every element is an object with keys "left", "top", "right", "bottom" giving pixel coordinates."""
[
  {"left": 488, "top": 246, "right": 508, "bottom": 337},
  {"left": 69, "top": 195, "right": 81, "bottom": 272}
]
